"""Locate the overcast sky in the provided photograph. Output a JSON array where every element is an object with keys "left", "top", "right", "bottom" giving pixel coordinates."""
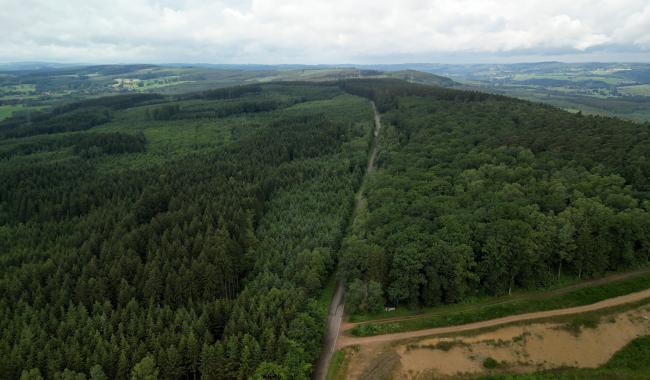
[{"left": 1, "top": 0, "right": 649, "bottom": 64}]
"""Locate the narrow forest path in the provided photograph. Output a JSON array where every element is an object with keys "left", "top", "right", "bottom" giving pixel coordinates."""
[
  {"left": 337, "top": 287, "right": 650, "bottom": 348},
  {"left": 367, "top": 102, "right": 382, "bottom": 173},
  {"left": 312, "top": 101, "right": 382, "bottom": 380}
]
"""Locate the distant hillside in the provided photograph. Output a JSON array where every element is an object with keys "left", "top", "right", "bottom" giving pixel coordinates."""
[
  {"left": 0, "top": 62, "right": 83, "bottom": 71},
  {"left": 384, "top": 69, "right": 456, "bottom": 87},
  {"left": 0, "top": 64, "right": 456, "bottom": 121},
  {"left": 358, "top": 62, "right": 650, "bottom": 121}
]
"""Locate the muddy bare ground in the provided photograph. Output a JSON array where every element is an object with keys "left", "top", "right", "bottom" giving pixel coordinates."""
[
  {"left": 338, "top": 288, "right": 650, "bottom": 348},
  {"left": 345, "top": 305, "right": 650, "bottom": 379}
]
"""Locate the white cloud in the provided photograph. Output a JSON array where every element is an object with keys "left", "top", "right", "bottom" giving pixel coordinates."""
[{"left": 0, "top": 0, "right": 649, "bottom": 63}]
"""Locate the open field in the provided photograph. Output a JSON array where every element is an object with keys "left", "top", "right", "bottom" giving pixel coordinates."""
[
  {"left": 0, "top": 104, "right": 23, "bottom": 120},
  {"left": 619, "top": 84, "right": 650, "bottom": 96}
]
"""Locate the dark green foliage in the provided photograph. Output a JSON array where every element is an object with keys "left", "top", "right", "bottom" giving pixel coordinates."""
[
  {"left": 350, "top": 271, "right": 650, "bottom": 336},
  {"left": 339, "top": 78, "right": 494, "bottom": 111},
  {"left": 72, "top": 132, "right": 147, "bottom": 157},
  {"left": 182, "top": 84, "right": 263, "bottom": 101},
  {"left": 150, "top": 104, "right": 180, "bottom": 120},
  {"left": 346, "top": 279, "right": 384, "bottom": 314},
  {"left": 563, "top": 314, "right": 600, "bottom": 335},
  {"left": 603, "top": 335, "right": 650, "bottom": 371},
  {"left": 0, "top": 83, "right": 372, "bottom": 379},
  {"left": 337, "top": 79, "right": 650, "bottom": 310},
  {"left": 3, "top": 77, "right": 649, "bottom": 379},
  {"left": 53, "top": 93, "right": 165, "bottom": 113},
  {"left": 151, "top": 99, "right": 285, "bottom": 120},
  {"left": 483, "top": 357, "right": 500, "bottom": 369},
  {"left": 0, "top": 132, "right": 145, "bottom": 160},
  {"left": 0, "top": 93, "right": 167, "bottom": 138},
  {"left": 1, "top": 106, "right": 113, "bottom": 138}
]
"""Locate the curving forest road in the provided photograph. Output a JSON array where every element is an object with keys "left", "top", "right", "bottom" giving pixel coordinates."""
[
  {"left": 341, "top": 267, "right": 650, "bottom": 330},
  {"left": 337, "top": 287, "right": 650, "bottom": 348},
  {"left": 312, "top": 101, "right": 383, "bottom": 380}
]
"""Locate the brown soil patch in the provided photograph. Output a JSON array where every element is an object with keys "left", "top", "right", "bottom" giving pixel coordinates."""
[
  {"left": 359, "top": 350, "right": 401, "bottom": 380},
  {"left": 346, "top": 306, "right": 650, "bottom": 379},
  {"left": 345, "top": 344, "right": 384, "bottom": 379},
  {"left": 338, "top": 288, "right": 650, "bottom": 348}
]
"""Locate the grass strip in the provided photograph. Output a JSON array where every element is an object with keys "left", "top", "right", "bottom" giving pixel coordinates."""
[{"left": 351, "top": 270, "right": 650, "bottom": 336}]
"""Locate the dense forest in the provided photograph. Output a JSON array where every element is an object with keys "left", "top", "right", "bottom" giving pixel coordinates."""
[
  {"left": 0, "top": 83, "right": 373, "bottom": 379},
  {"left": 338, "top": 79, "right": 650, "bottom": 312},
  {"left": 2, "top": 77, "right": 650, "bottom": 378}
]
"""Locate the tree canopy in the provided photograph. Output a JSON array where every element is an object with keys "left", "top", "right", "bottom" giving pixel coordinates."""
[{"left": 338, "top": 79, "right": 650, "bottom": 309}]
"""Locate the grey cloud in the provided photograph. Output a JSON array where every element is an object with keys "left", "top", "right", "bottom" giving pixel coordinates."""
[{"left": 1, "top": 0, "right": 649, "bottom": 63}]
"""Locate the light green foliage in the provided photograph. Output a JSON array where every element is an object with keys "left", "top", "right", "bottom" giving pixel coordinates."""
[
  {"left": 0, "top": 104, "right": 23, "bottom": 120},
  {"left": 20, "top": 369, "right": 43, "bottom": 380},
  {"left": 130, "top": 356, "right": 159, "bottom": 380},
  {"left": 89, "top": 365, "right": 107, "bottom": 380},
  {"left": 252, "top": 362, "right": 288, "bottom": 379}
]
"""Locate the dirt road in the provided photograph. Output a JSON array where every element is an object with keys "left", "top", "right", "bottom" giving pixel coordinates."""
[
  {"left": 312, "top": 101, "right": 382, "bottom": 380},
  {"left": 342, "top": 267, "right": 650, "bottom": 331},
  {"left": 337, "top": 287, "right": 650, "bottom": 348},
  {"left": 367, "top": 102, "right": 381, "bottom": 173},
  {"left": 312, "top": 281, "right": 345, "bottom": 380}
]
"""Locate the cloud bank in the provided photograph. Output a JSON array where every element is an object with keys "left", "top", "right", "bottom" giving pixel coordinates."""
[{"left": 1, "top": 0, "right": 649, "bottom": 63}]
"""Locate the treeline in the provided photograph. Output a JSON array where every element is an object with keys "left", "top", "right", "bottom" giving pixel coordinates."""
[
  {"left": 179, "top": 84, "right": 263, "bottom": 101},
  {"left": 0, "top": 107, "right": 113, "bottom": 139},
  {"left": 0, "top": 84, "right": 373, "bottom": 378},
  {"left": 72, "top": 132, "right": 147, "bottom": 157},
  {"left": 149, "top": 99, "right": 285, "bottom": 121},
  {"left": 0, "top": 93, "right": 169, "bottom": 139},
  {"left": 52, "top": 93, "right": 165, "bottom": 114},
  {"left": 0, "top": 132, "right": 146, "bottom": 160},
  {"left": 148, "top": 83, "right": 347, "bottom": 121},
  {"left": 0, "top": 65, "right": 160, "bottom": 94},
  {"left": 337, "top": 79, "right": 650, "bottom": 311},
  {"left": 339, "top": 78, "right": 495, "bottom": 112}
]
